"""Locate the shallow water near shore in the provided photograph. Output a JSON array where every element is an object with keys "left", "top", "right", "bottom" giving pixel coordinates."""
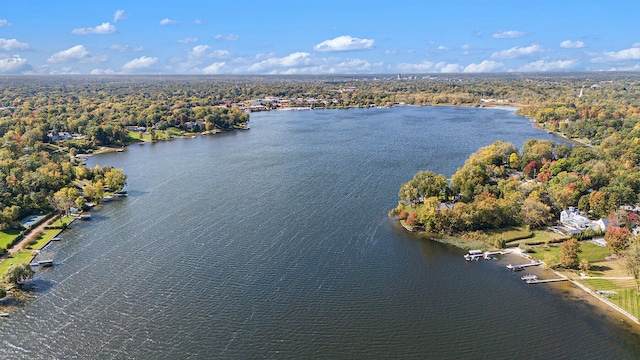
[{"left": 1, "top": 107, "right": 639, "bottom": 358}]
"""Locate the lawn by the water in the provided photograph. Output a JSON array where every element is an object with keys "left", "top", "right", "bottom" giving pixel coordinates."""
[{"left": 529, "top": 241, "right": 611, "bottom": 265}]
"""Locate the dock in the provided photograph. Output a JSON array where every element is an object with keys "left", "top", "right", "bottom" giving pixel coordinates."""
[
  {"left": 506, "top": 261, "right": 543, "bottom": 272},
  {"left": 525, "top": 278, "right": 568, "bottom": 284}
]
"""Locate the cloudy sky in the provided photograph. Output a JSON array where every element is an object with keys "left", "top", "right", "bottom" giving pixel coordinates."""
[{"left": 1, "top": 0, "right": 638, "bottom": 75}]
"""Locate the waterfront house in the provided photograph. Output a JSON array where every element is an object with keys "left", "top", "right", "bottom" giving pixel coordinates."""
[{"left": 559, "top": 207, "right": 608, "bottom": 234}]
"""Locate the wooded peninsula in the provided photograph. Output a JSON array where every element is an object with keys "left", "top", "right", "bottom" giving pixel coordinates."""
[{"left": 1, "top": 73, "right": 640, "bottom": 307}]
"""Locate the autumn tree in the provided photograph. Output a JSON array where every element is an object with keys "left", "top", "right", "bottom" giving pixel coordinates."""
[
  {"left": 559, "top": 238, "right": 582, "bottom": 269},
  {"left": 605, "top": 226, "right": 632, "bottom": 254}
]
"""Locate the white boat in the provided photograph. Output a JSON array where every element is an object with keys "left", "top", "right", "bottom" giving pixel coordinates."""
[
  {"left": 102, "top": 195, "right": 113, "bottom": 201},
  {"left": 51, "top": 237, "right": 61, "bottom": 241},
  {"left": 0, "top": 312, "right": 9, "bottom": 317},
  {"left": 78, "top": 214, "right": 91, "bottom": 220},
  {"left": 521, "top": 274, "right": 538, "bottom": 281}
]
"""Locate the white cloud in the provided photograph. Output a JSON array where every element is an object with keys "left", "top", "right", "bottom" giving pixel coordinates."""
[
  {"left": 90, "top": 68, "right": 118, "bottom": 75},
  {"left": 110, "top": 44, "right": 143, "bottom": 52},
  {"left": 492, "top": 30, "right": 526, "bottom": 39},
  {"left": 47, "top": 45, "right": 108, "bottom": 63},
  {"left": 313, "top": 35, "right": 375, "bottom": 52},
  {"left": 0, "top": 55, "right": 30, "bottom": 73},
  {"left": 461, "top": 44, "right": 472, "bottom": 50},
  {"left": 72, "top": 22, "right": 116, "bottom": 35},
  {"left": 203, "top": 62, "right": 226, "bottom": 74},
  {"left": 122, "top": 56, "right": 158, "bottom": 72},
  {"left": 248, "top": 52, "right": 312, "bottom": 72},
  {"left": 0, "top": 19, "right": 11, "bottom": 27},
  {"left": 560, "top": 40, "right": 586, "bottom": 49},
  {"left": 0, "top": 38, "right": 29, "bottom": 51},
  {"left": 189, "top": 45, "right": 229, "bottom": 59},
  {"left": 160, "top": 18, "right": 180, "bottom": 25},
  {"left": 437, "top": 45, "right": 448, "bottom": 51},
  {"left": 491, "top": 44, "right": 546, "bottom": 59},
  {"left": 463, "top": 60, "right": 504, "bottom": 73},
  {"left": 214, "top": 34, "right": 240, "bottom": 41},
  {"left": 397, "top": 61, "right": 462, "bottom": 73},
  {"left": 383, "top": 49, "right": 396, "bottom": 55},
  {"left": 178, "top": 37, "right": 199, "bottom": 44},
  {"left": 519, "top": 59, "right": 578, "bottom": 72},
  {"left": 196, "top": 52, "right": 380, "bottom": 75},
  {"left": 113, "top": 10, "right": 127, "bottom": 23},
  {"left": 592, "top": 47, "right": 640, "bottom": 62},
  {"left": 633, "top": 43, "right": 640, "bottom": 48}
]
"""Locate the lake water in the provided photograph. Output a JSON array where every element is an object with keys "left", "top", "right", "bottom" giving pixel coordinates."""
[{"left": 1, "top": 106, "right": 639, "bottom": 359}]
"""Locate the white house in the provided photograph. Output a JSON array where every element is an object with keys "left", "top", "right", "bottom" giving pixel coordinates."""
[{"left": 560, "top": 207, "right": 608, "bottom": 234}]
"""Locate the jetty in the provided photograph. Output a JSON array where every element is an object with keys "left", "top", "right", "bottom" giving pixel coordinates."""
[
  {"left": 506, "top": 261, "right": 543, "bottom": 272},
  {"left": 525, "top": 277, "right": 568, "bottom": 284},
  {"left": 30, "top": 259, "right": 54, "bottom": 267}
]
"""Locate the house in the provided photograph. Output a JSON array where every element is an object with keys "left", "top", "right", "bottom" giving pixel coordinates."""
[{"left": 559, "top": 207, "right": 608, "bottom": 234}]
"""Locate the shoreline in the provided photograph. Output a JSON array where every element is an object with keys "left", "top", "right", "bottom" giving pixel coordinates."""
[
  {"left": 493, "top": 245, "right": 640, "bottom": 327},
  {"left": 413, "top": 228, "right": 640, "bottom": 330}
]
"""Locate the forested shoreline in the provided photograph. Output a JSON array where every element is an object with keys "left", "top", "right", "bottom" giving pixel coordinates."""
[{"left": 1, "top": 72, "right": 639, "bottom": 243}]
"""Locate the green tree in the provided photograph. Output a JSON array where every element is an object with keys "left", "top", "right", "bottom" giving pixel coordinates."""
[
  {"left": 520, "top": 197, "right": 552, "bottom": 228},
  {"left": 51, "top": 187, "right": 80, "bottom": 216},
  {"left": 623, "top": 240, "right": 640, "bottom": 291},
  {"left": 104, "top": 168, "right": 127, "bottom": 191},
  {"left": 4, "top": 263, "right": 34, "bottom": 287},
  {"left": 559, "top": 238, "right": 582, "bottom": 269}
]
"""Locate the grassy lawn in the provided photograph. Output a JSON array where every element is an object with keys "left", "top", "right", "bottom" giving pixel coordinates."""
[
  {"left": 127, "top": 127, "right": 189, "bottom": 142},
  {"left": 580, "top": 242, "right": 611, "bottom": 263},
  {"left": 529, "top": 241, "right": 612, "bottom": 265},
  {"left": 0, "top": 229, "right": 21, "bottom": 250},
  {"left": 0, "top": 250, "right": 35, "bottom": 278},
  {"left": 26, "top": 229, "right": 61, "bottom": 250},
  {"left": 505, "top": 229, "right": 567, "bottom": 246},
  {"left": 580, "top": 278, "right": 640, "bottom": 319},
  {"left": 49, "top": 216, "right": 73, "bottom": 229},
  {"left": 486, "top": 226, "right": 531, "bottom": 243}
]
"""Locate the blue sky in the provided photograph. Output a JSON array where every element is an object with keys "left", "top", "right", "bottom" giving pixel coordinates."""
[{"left": 1, "top": 0, "right": 639, "bottom": 75}]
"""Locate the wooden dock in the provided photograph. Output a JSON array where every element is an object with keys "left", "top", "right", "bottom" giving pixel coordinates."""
[
  {"left": 506, "top": 261, "right": 543, "bottom": 272},
  {"left": 525, "top": 278, "right": 568, "bottom": 284}
]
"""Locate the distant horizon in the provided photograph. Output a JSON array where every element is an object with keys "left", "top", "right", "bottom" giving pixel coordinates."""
[{"left": 1, "top": 1, "right": 639, "bottom": 75}]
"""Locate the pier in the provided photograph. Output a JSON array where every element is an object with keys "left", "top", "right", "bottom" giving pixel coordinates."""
[
  {"left": 506, "top": 261, "right": 543, "bottom": 272},
  {"left": 524, "top": 277, "right": 568, "bottom": 284}
]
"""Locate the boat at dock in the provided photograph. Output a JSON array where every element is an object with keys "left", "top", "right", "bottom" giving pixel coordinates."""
[
  {"left": 464, "top": 250, "right": 483, "bottom": 261},
  {"left": 0, "top": 312, "right": 9, "bottom": 317},
  {"left": 78, "top": 214, "right": 91, "bottom": 220},
  {"left": 521, "top": 274, "right": 539, "bottom": 282},
  {"left": 51, "top": 237, "right": 61, "bottom": 241},
  {"left": 465, "top": 250, "right": 508, "bottom": 262}
]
